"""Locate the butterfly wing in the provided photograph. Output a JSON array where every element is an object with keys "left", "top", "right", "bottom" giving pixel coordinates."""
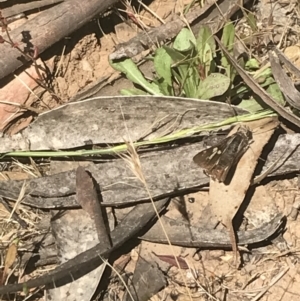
[
  {"left": 193, "top": 130, "right": 251, "bottom": 182},
  {"left": 193, "top": 135, "right": 235, "bottom": 181}
]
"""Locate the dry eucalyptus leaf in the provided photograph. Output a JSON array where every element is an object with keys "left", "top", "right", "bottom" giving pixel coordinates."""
[
  {"left": 46, "top": 168, "right": 114, "bottom": 301},
  {"left": 46, "top": 209, "right": 106, "bottom": 301},
  {"left": 284, "top": 45, "right": 300, "bottom": 70},
  {"left": 0, "top": 96, "right": 248, "bottom": 153},
  {"left": 4, "top": 242, "right": 17, "bottom": 269},
  {"left": 244, "top": 185, "right": 279, "bottom": 228},
  {"left": 1, "top": 240, "right": 18, "bottom": 284},
  {"left": 208, "top": 117, "right": 279, "bottom": 224}
]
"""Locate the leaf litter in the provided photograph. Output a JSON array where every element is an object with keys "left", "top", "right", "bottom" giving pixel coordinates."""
[{"left": 0, "top": 0, "right": 297, "bottom": 300}]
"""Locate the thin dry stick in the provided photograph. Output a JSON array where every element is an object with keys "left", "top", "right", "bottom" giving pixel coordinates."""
[
  {"left": 14, "top": 74, "right": 42, "bottom": 102},
  {"left": 28, "top": 158, "right": 42, "bottom": 178},
  {"left": 137, "top": 0, "right": 166, "bottom": 24},
  {"left": 137, "top": 113, "right": 172, "bottom": 140},
  {"left": 117, "top": 0, "right": 163, "bottom": 49},
  {"left": 212, "top": 1, "right": 260, "bottom": 61},
  {"left": 97, "top": 18, "right": 110, "bottom": 41},
  {"left": 4, "top": 260, "right": 19, "bottom": 286},
  {"left": 119, "top": 0, "right": 150, "bottom": 30},
  {"left": 0, "top": 14, "right": 61, "bottom": 105},
  {"left": 98, "top": 256, "right": 135, "bottom": 301},
  {"left": 251, "top": 267, "right": 289, "bottom": 301},
  {"left": 0, "top": 100, "right": 41, "bottom": 114},
  {"left": 7, "top": 181, "right": 27, "bottom": 222},
  {"left": 226, "top": 217, "right": 240, "bottom": 268},
  {"left": 54, "top": 44, "right": 67, "bottom": 78},
  {"left": 194, "top": 276, "right": 219, "bottom": 301},
  {"left": 12, "top": 159, "right": 39, "bottom": 178}
]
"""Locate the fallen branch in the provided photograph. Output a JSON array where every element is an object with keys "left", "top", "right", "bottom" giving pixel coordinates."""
[{"left": 0, "top": 0, "right": 119, "bottom": 81}]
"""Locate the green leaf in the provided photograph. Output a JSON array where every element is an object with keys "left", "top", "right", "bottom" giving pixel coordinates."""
[
  {"left": 238, "top": 82, "right": 284, "bottom": 113},
  {"left": 23, "top": 283, "right": 29, "bottom": 296},
  {"left": 253, "top": 67, "right": 273, "bottom": 84},
  {"left": 173, "top": 28, "right": 196, "bottom": 52},
  {"left": 196, "top": 26, "right": 215, "bottom": 58},
  {"left": 245, "top": 58, "right": 259, "bottom": 70},
  {"left": 154, "top": 48, "right": 173, "bottom": 86},
  {"left": 238, "top": 98, "right": 266, "bottom": 113},
  {"left": 197, "top": 73, "right": 230, "bottom": 99},
  {"left": 196, "top": 26, "right": 215, "bottom": 76},
  {"left": 110, "top": 58, "right": 162, "bottom": 95},
  {"left": 232, "top": 76, "right": 275, "bottom": 101},
  {"left": 180, "top": 65, "right": 200, "bottom": 98},
  {"left": 266, "top": 82, "right": 285, "bottom": 105},
  {"left": 163, "top": 45, "right": 200, "bottom": 96},
  {"left": 221, "top": 22, "right": 235, "bottom": 79},
  {"left": 174, "top": 55, "right": 200, "bottom": 97},
  {"left": 246, "top": 12, "right": 258, "bottom": 32},
  {"left": 151, "top": 75, "right": 173, "bottom": 95},
  {"left": 120, "top": 88, "right": 149, "bottom": 95},
  {"left": 221, "top": 22, "right": 235, "bottom": 50},
  {"left": 163, "top": 45, "right": 186, "bottom": 63}
]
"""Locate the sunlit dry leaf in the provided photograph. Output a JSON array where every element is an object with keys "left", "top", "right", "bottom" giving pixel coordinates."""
[
  {"left": 1, "top": 239, "right": 18, "bottom": 284},
  {"left": 152, "top": 251, "right": 189, "bottom": 269},
  {"left": 209, "top": 117, "right": 279, "bottom": 224}
]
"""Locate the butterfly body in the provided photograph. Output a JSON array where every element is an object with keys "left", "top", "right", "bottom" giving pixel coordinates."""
[{"left": 193, "top": 126, "right": 252, "bottom": 183}]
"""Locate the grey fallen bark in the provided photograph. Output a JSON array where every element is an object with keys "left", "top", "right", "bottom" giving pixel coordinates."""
[
  {"left": 19, "top": 211, "right": 285, "bottom": 269},
  {"left": 0, "top": 141, "right": 210, "bottom": 207},
  {"left": 0, "top": 133, "right": 299, "bottom": 209},
  {"left": 0, "top": 205, "right": 284, "bottom": 295},
  {"left": 0, "top": 199, "right": 169, "bottom": 294},
  {"left": 126, "top": 257, "right": 166, "bottom": 301},
  {"left": 0, "top": 0, "right": 119, "bottom": 80},
  {"left": 141, "top": 214, "right": 284, "bottom": 247},
  {"left": 46, "top": 209, "right": 105, "bottom": 301},
  {"left": 46, "top": 167, "right": 112, "bottom": 301},
  {"left": 0, "top": 96, "right": 247, "bottom": 152},
  {"left": 1, "top": 0, "right": 63, "bottom": 18}
]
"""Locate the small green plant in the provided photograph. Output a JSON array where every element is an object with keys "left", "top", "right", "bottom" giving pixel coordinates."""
[
  {"left": 111, "top": 25, "right": 231, "bottom": 99},
  {"left": 110, "top": 23, "right": 283, "bottom": 112}
]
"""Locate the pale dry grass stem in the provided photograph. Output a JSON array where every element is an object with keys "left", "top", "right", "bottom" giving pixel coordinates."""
[
  {"left": 250, "top": 267, "right": 289, "bottom": 301},
  {"left": 115, "top": 0, "right": 162, "bottom": 50},
  {"left": 0, "top": 100, "right": 41, "bottom": 128},
  {"left": 7, "top": 181, "right": 27, "bottom": 223},
  {"left": 28, "top": 158, "right": 42, "bottom": 178},
  {"left": 11, "top": 159, "right": 39, "bottom": 178},
  {"left": 14, "top": 73, "right": 42, "bottom": 103},
  {"left": 116, "top": 101, "right": 197, "bottom": 300},
  {"left": 97, "top": 17, "right": 111, "bottom": 42},
  {"left": 118, "top": 0, "right": 153, "bottom": 30},
  {"left": 98, "top": 256, "right": 136, "bottom": 301},
  {"left": 137, "top": 0, "right": 166, "bottom": 25},
  {"left": 120, "top": 138, "right": 194, "bottom": 301},
  {"left": 0, "top": 100, "right": 35, "bottom": 128},
  {"left": 54, "top": 43, "right": 68, "bottom": 78}
]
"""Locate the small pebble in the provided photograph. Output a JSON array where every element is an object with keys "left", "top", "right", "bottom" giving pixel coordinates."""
[{"left": 188, "top": 197, "right": 195, "bottom": 203}]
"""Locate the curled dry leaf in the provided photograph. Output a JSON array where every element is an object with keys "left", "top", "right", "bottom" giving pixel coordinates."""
[
  {"left": 1, "top": 239, "right": 18, "bottom": 285},
  {"left": 208, "top": 117, "right": 279, "bottom": 224},
  {"left": 152, "top": 251, "right": 189, "bottom": 269}
]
